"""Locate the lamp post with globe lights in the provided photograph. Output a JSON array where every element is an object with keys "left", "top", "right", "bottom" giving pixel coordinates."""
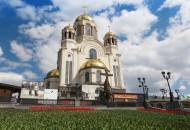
[
  {"left": 160, "top": 88, "right": 167, "bottom": 99},
  {"left": 137, "top": 77, "right": 148, "bottom": 107},
  {"left": 161, "top": 71, "right": 173, "bottom": 102}
]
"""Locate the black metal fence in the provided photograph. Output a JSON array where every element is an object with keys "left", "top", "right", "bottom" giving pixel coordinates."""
[
  {"left": 108, "top": 102, "right": 143, "bottom": 107},
  {"left": 148, "top": 101, "right": 185, "bottom": 109},
  {"left": 181, "top": 101, "right": 190, "bottom": 108},
  {"left": 1, "top": 96, "right": 189, "bottom": 109},
  {"left": 19, "top": 98, "right": 103, "bottom": 106},
  {"left": 0, "top": 96, "right": 18, "bottom": 103}
]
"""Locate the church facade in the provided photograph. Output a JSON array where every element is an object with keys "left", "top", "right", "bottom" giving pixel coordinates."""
[{"left": 44, "top": 13, "right": 125, "bottom": 100}]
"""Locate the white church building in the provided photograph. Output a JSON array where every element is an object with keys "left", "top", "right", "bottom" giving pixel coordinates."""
[{"left": 43, "top": 13, "right": 125, "bottom": 100}]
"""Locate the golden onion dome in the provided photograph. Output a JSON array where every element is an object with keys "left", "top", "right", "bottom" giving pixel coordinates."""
[
  {"left": 80, "top": 59, "right": 108, "bottom": 70},
  {"left": 75, "top": 14, "right": 93, "bottom": 22},
  {"left": 104, "top": 32, "right": 116, "bottom": 37},
  {"left": 46, "top": 69, "right": 60, "bottom": 78}
]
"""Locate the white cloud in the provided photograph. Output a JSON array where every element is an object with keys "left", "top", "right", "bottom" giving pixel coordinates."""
[
  {"left": 20, "top": 21, "right": 67, "bottom": 72},
  {"left": 4, "top": 0, "right": 24, "bottom": 8},
  {"left": 94, "top": 13, "right": 111, "bottom": 41},
  {"left": 118, "top": 27, "right": 189, "bottom": 93},
  {"left": 94, "top": 5, "right": 158, "bottom": 43},
  {"left": 10, "top": 40, "right": 33, "bottom": 62},
  {"left": 17, "top": 5, "right": 36, "bottom": 21},
  {"left": 50, "top": 0, "right": 144, "bottom": 21},
  {"left": 23, "top": 70, "right": 37, "bottom": 79},
  {"left": 112, "top": 7, "right": 158, "bottom": 44},
  {"left": 160, "top": 0, "right": 190, "bottom": 24},
  {"left": 20, "top": 24, "right": 55, "bottom": 40},
  {"left": 110, "top": 1, "right": 190, "bottom": 94},
  {"left": 0, "top": 72, "right": 23, "bottom": 86},
  {"left": 0, "top": 57, "right": 31, "bottom": 71},
  {"left": 179, "top": 85, "right": 186, "bottom": 91},
  {"left": 3, "top": 0, "right": 37, "bottom": 21},
  {"left": 3, "top": 0, "right": 144, "bottom": 22},
  {"left": 0, "top": 47, "right": 3, "bottom": 56},
  {"left": 36, "top": 42, "right": 59, "bottom": 72}
]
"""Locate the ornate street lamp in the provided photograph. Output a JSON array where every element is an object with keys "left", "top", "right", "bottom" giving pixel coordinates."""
[
  {"left": 137, "top": 77, "right": 148, "bottom": 107},
  {"left": 161, "top": 71, "right": 173, "bottom": 102}
]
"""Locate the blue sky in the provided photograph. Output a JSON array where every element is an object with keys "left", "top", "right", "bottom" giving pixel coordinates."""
[{"left": 0, "top": 0, "right": 190, "bottom": 97}]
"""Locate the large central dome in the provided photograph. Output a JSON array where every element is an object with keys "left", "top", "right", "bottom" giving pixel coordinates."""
[
  {"left": 75, "top": 14, "right": 93, "bottom": 22},
  {"left": 80, "top": 59, "right": 108, "bottom": 70},
  {"left": 73, "top": 13, "right": 97, "bottom": 42}
]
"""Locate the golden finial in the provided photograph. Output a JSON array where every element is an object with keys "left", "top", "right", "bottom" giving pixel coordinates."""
[{"left": 108, "top": 25, "right": 111, "bottom": 32}]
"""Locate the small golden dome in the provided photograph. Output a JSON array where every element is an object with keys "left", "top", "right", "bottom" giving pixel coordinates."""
[
  {"left": 64, "top": 24, "right": 75, "bottom": 32},
  {"left": 75, "top": 14, "right": 93, "bottom": 22},
  {"left": 46, "top": 69, "right": 60, "bottom": 78},
  {"left": 80, "top": 59, "right": 108, "bottom": 70},
  {"left": 105, "top": 32, "right": 116, "bottom": 37}
]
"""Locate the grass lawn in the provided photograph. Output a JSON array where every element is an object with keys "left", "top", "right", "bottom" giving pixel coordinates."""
[{"left": 0, "top": 109, "right": 190, "bottom": 130}]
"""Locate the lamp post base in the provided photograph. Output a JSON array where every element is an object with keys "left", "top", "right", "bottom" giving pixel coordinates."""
[{"left": 169, "top": 92, "right": 173, "bottom": 102}]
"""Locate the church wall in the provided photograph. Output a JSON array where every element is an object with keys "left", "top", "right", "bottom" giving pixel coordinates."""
[
  {"left": 74, "top": 40, "right": 124, "bottom": 89},
  {"left": 105, "top": 45, "right": 125, "bottom": 89},
  {"left": 79, "top": 68, "right": 106, "bottom": 85},
  {"left": 91, "top": 68, "right": 106, "bottom": 84},
  {"left": 60, "top": 40, "right": 125, "bottom": 90},
  {"left": 78, "top": 41, "right": 109, "bottom": 74},
  {"left": 60, "top": 39, "right": 78, "bottom": 86},
  {"left": 47, "top": 78, "right": 59, "bottom": 89},
  {"left": 72, "top": 48, "right": 78, "bottom": 84}
]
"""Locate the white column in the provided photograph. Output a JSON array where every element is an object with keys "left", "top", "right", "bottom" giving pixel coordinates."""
[
  {"left": 72, "top": 49, "right": 78, "bottom": 83},
  {"left": 107, "top": 54, "right": 114, "bottom": 88},
  {"left": 118, "top": 55, "right": 125, "bottom": 89},
  {"left": 60, "top": 48, "right": 66, "bottom": 86}
]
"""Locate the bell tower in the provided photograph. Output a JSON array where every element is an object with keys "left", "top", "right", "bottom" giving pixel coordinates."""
[
  {"left": 104, "top": 25, "right": 118, "bottom": 47},
  {"left": 103, "top": 28, "right": 118, "bottom": 54},
  {"left": 61, "top": 24, "right": 75, "bottom": 48}
]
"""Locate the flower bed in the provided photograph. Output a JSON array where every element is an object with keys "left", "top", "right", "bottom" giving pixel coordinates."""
[
  {"left": 138, "top": 107, "right": 190, "bottom": 115},
  {"left": 30, "top": 106, "right": 96, "bottom": 111}
]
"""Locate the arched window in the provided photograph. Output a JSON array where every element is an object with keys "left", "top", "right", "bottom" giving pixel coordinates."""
[
  {"left": 65, "top": 53, "right": 73, "bottom": 84},
  {"left": 108, "top": 39, "right": 111, "bottom": 44},
  {"left": 47, "top": 81, "right": 50, "bottom": 89},
  {"left": 86, "top": 24, "right": 91, "bottom": 36},
  {"left": 89, "top": 49, "right": 97, "bottom": 59},
  {"left": 85, "top": 72, "right": 90, "bottom": 83},
  {"left": 69, "top": 32, "right": 72, "bottom": 39},
  {"left": 112, "top": 38, "right": 114, "bottom": 44},
  {"left": 77, "top": 25, "right": 81, "bottom": 36},
  {"left": 64, "top": 32, "right": 67, "bottom": 39}
]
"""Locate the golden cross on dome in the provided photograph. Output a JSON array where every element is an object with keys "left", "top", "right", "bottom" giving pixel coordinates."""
[
  {"left": 108, "top": 25, "right": 111, "bottom": 32},
  {"left": 82, "top": 5, "right": 88, "bottom": 14}
]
